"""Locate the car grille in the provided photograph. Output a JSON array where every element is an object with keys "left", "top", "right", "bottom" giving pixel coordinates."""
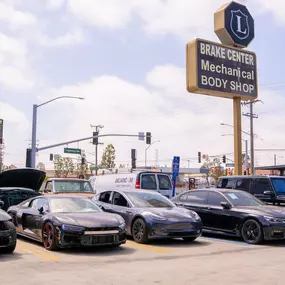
[
  {"left": 81, "top": 234, "right": 119, "bottom": 245},
  {"left": 86, "top": 226, "right": 119, "bottom": 231},
  {"left": 0, "top": 236, "right": 10, "bottom": 246},
  {"left": 0, "top": 221, "right": 8, "bottom": 231}
]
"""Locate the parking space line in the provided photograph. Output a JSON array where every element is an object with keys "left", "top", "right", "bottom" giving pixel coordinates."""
[
  {"left": 126, "top": 241, "right": 170, "bottom": 253},
  {"left": 200, "top": 236, "right": 252, "bottom": 246},
  {"left": 17, "top": 242, "right": 60, "bottom": 261}
]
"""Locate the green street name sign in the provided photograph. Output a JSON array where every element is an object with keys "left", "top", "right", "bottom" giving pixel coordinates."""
[{"left": 64, "top": 148, "right": 81, "bottom": 155}]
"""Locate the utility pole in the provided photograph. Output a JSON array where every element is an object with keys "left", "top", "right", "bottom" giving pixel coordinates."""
[
  {"left": 274, "top": 154, "right": 277, "bottom": 166},
  {"left": 90, "top": 124, "right": 104, "bottom": 176},
  {"left": 242, "top": 100, "right": 262, "bottom": 175}
]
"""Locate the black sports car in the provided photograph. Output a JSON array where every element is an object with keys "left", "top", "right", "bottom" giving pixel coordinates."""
[
  {"left": 0, "top": 201, "right": 17, "bottom": 253},
  {"left": 172, "top": 188, "right": 285, "bottom": 244},
  {"left": 92, "top": 190, "right": 202, "bottom": 244},
  {"left": 0, "top": 168, "right": 45, "bottom": 211},
  {"left": 7, "top": 195, "right": 126, "bottom": 251}
]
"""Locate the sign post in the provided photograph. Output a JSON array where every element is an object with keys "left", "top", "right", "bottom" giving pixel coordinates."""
[
  {"left": 172, "top": 156, "right": 180, "bottom": 197},
  {"left": 186, "top": 1, "right": 257, "bottom": 176}
]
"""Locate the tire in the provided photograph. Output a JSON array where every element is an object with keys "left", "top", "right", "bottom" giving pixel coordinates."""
[
  {"left": 132, "top": 218, "right": 148, "bottom": 244},
  {"left": 1, "top": 243, "right": 16, "bottom": 254},
  {"left": 241, "top": 219, "right": 264, "bottom": 244},
  {"left": 42, "top": 222, "right": 59, "bottom": 251},
  {"left": 182, "top": 237, "right": 197, "bottom": 242}
]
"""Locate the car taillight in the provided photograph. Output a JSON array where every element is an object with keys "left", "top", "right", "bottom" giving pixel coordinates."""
[{"left": 135, "top": 179, "right": 140, "bottom": 189}]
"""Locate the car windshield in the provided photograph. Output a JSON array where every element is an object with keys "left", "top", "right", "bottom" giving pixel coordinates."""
[
  {"left": 271, "top": 178, "right": 285, "bottom": 195},
  {"left": 54, "top": 180, "right": 93, "bottom": 193},
  {"left": 224, "top": 191, "right": 264, "bottom": 207},
  {"left": 125, "top": 192, "right": 175, "bottom": 208},
  {"left": 49, "top": 197, "right": 101, "bottom": 213}
]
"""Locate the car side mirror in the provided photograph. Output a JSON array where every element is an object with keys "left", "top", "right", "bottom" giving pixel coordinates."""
[
  {"left": 221, "top": 202, "right": 231, "bottom": 209},
  {"left": 0, "top": 201, "right": 4, "bottom": 209},
  {"left": 38, "top": 206, "right": 44, "bottom": 213},
  {"left": 264, "top": 190, "right": 274, "bottom": 196}
]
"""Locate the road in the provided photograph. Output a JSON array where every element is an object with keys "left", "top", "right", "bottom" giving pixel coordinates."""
[{"left": 1, "top": 235, "right": 284, "bottom": 285}]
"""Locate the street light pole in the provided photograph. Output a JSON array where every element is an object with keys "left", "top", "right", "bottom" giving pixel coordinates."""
[
  {"left": 145, "top": 140, "right": 160, "bottom": 167},
  {"left": 30, "top": 96, "right": 84, "bottom": 168}
]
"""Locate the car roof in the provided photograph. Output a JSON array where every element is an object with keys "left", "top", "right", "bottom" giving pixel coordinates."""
[
  {"left": 47, "top": 178, "right": 89, "bottom": 182},
  {"left": 183, "top": 188, "right": 245, "bottom": 194},
  {"left": 99, "top": 189, "right": 162, "bottom": 195},
  {"left": 37, "top": 194, "right": 90, "bottom": 199},
  {"left": 219, "top": 175, "right": 285, "bottom": 179}
]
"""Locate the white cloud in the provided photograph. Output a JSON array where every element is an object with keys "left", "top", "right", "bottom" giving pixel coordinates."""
[
  {"left": 39, "top": 29, "right": 85, "bottom": 47},
  {"left": 45, "top": 0, "right": 66, "bottom": 10},
  {"left": 0, "top": 2, "right": 36, "bottom": 30}
]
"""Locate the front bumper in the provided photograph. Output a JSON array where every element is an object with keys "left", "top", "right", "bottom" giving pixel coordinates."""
[
  {"left": 263, "top": 225, "right": 285, "bottom": 240},
  {"left": 57, "top": 228, "right": 127, "bottom": 248},
  {"left": 0, "top": 228, "right": 17, "bottom": 248},
  {"left": 148, "top": 220, "right": 202, "bottom": 239}
]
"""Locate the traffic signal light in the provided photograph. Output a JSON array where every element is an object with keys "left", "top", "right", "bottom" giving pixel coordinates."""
[
  {"left": 131, "top": 149, "right": 137, "bottom": 169},
  {"left": 81, "top": 157, "right": 86, "bottom": 165},
  {"left": 146, "top": 132, "right": 151, "bottom": 144},
  {"left": 92, "top": 132, "right": 99, "bottom": 145},
  {"left": 26, "top": 148, "right": 32, "bottom": 167},
  {"left": 222, "top": 155, "right": 226, "bottom": 163},
  {"left": 198, "top": 152, "right": 201, "bottom": 163},
  {"left": 49, "top": 154, "right": 53, "bottom": 161}
]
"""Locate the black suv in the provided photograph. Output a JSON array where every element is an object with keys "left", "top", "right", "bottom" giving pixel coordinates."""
[{"left": 217, "top": 176, "right": 285, "bottom": 205}]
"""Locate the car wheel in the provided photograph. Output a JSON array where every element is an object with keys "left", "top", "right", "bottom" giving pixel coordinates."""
[
  {"left": 241, "top": 219, "right": 264, "bottom": 244},
  {"left": 132, "top": 218, "right": 148, "bottom": 244},
  {"left": 42, "top": 222, "right": 59, "bottom": 251},
  {"left": 1, "top": 243, "right": 16, "bottom": 254},
  {"left": 182, "top": 237, "right": 197, "bottom": 242}
]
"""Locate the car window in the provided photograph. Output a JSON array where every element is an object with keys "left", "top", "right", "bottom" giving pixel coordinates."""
[
  {"left": 254, "top": 179, "right": 271, "bottom": 194},
  {"left": 98, "top": 191, "right": 112, "bottom": 204},
  {"left": 207, "top": 192, "right": 227, "bottom": 206},
  {"left": 141, "top": 174, "right": 157, "bottom": 190},
  {"left": 45, "top": 181, "right": 52, "bottom": 192},
  {"left": 30, "top": 198, "right": 49, "bottom": 211},
  {"left": 158, "top": 175, "right": 172, "bottom": 190},
  {"left": 236, "top": 179, "right": 251, "bottom": 192},
  {"left": 112, "top": 192, "right": 128, "bottom": 207},
  {"left": 220, "top": 179, "right": 234, "bottom": 189},
  {"left": 186, "top": 191, "right": 207, "bottom": 204},
  {"left": 179, "top": 193, "right": 189, "bottom": 202}
]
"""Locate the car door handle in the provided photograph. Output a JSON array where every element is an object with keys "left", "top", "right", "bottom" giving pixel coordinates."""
[{"left": 126, "top": 210, "right": 132, "bottom": 214}]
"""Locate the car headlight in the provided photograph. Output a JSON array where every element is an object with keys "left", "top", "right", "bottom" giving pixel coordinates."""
[
  {"left": 264, "top": 216, "right": 284, "bottom": 223},
  {"left": 146, "top": 212, "right": 166, "bottom": 221},
  {"left": 189, "top": 211, "right": 201, "bottom": 221},
  {"left": 119, "top": 222, "right": 126, "bottom": 230},
  {"left": 62, "top": 224, "right": 85, "bottom": 231}
]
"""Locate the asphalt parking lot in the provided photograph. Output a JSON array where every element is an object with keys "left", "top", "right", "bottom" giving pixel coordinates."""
[{"left": 1, "top": 235, "right": 285, "bottom": 285}]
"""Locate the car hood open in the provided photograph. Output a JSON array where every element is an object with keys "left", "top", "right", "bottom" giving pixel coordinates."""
[
  {"left": 0, "top": 209, "right": 12, "bottom": 221},
  {"left": 0, "top": 168, "right": 46, "bottom": 192}
]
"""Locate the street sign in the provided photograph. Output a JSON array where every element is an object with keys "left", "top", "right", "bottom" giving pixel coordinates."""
[
  {"left": 215, "top": 1, "right": 254, "bottom": 48},
  {"left": 64, "top": 148, "right": 81, "bottom": 155},
  {"left": 90, "top": 166, "right": 99, "bottom": 171},
  {"left": 172, "top": 156, "right": 180, "bottom": 197},
  {"left": 138, "top": 132, "right": 144, "bottom": 141},
  {"left": 186, "top": 38, "right": 257, "bottom": 101}
]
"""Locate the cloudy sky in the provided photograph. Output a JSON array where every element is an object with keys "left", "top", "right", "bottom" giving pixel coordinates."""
[{"left": 1, "top": 0, "right": 285, "bottom": 170}]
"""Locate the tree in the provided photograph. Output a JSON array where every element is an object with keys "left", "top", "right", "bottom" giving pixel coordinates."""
[
  {"left": 119, "top": 164, "right": 125, "bottom": 168},
  {"left": 75, "top": 154, "right": 89, "bottom": 178},
  {"left": 202, "top": 157, "right": 224, "bottom": 185},
  {"left": 36, "top": 162, "right": 46, "bottom": 171},
  {"left": 100, "top": 144, "right": 116, "bottom": 169},
  {"left": 53, "top": 155, "right": 75, "bottom": 178}
]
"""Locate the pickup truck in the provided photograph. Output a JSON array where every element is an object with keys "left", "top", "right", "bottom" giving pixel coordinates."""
[{"left": 42, "top": 178, "right": 95, "bottom": 198}]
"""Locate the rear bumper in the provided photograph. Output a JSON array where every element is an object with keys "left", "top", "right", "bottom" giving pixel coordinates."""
[
  {"left": 148, "top": 221, "right": 202, "bottom": 239},
  {"left": 0, "top": 228, "right": 17, "bottom": 248},
  {"left": 58, "top": 229, "right": 126, "bottom": 248}
]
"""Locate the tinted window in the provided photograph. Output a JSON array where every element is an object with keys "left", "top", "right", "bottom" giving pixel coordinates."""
[
  {"left": 236, "top": 179, "right": 251, "bottom": 192},
  {"left": 207, "top": 192, "right": 227, "bottom": 206},
  {"left": 158, "top": 175, "right": 172, "bottom": 190},
  {"left": 98, "top": 191, "right": 112, "bottom": 203},
  {"left": 141, "top": 174, "right": 157, "bottom": 190},
  {"left": 220, "top": 179, "right": 234, "bottom": 189},
  {"left": 30, "top": 198, "right": 49, "bottom": 210},
  {"left": 224, "top": 191, "right": 263, "bottom": 206},
  {"left": 254, "top": 179, "right": 271, "bottom": 194},
  {"left": 271, "top": 178, "right": 285, "bottom": 195},
  {"left": 112, "top": 192, "right": 128, "bottom": 207},
  {"left": 125, "top": 191, "right": 175, "bottom": 208},
  {"left": 186, "top": 191, "right": 207, "bottom": 204}
]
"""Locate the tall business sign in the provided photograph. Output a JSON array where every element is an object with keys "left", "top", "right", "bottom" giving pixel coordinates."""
[
  {"left": 186, "top": 1, "right": 257, "bottom": 175},
  {"left": 0, "top": 119, "right": 3, "bottom": 144},
  {"left": 172, "top": 156, "right": 180, "bottom": 197}
]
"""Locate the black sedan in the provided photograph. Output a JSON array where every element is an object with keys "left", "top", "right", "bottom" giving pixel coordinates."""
[
  {"left": 92, "top": 190, "right": 202, "bottom": 244},
  {"left": 172, "top": 188, "right": 285, "bottom": 244},
  {"left": 0, "top": 201, "right": 17, "bottom": 253},
  {"left": 7, "top": 195, "right": 126, "bottom": 251}
]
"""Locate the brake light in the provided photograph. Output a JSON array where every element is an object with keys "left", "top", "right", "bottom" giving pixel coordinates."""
[{"left": 135, "top": 179, "right": 140, "bottom": 189}]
